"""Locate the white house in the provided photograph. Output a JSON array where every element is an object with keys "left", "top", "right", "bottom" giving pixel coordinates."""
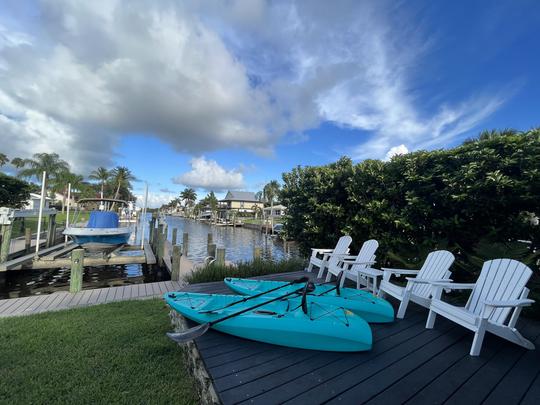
[
  {"left": 263, "top": 204, "right": 286, "bottom": 218},
  {"left": 24, "top": 193, "right": 52, "bottom": 210}
]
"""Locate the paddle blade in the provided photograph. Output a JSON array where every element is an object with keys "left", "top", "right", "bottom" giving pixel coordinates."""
[{"left": 166, "top": 323, "right": 210, "bottom": 343}]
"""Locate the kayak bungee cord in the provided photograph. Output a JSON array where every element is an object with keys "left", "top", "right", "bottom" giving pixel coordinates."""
[
  {"left": 197, "top": 276, "right": 309, "bottom": 314},
  {"left": 166, "top": 282, "right": 317, "bottom": 343}
]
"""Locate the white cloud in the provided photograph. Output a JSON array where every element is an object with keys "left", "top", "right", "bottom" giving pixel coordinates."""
[
  {"left": 173, "top": 157, "right": 244, "bottom": 191},
  {"left": 0, "top": 0, "right": 509, "bottom": 170},
  {"left": 134, "top": 191, "right": 172, "bottom": 209},
  {"left": 384, "top": 144, "right": 409, "bottom": 161}
]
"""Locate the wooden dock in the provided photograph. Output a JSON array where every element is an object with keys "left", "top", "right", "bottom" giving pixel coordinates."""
[
  {"left": 173, "top": 271, "right": 540, "bottom": 405},
  {"left": 0, "top": 280, "right": 184, "bottom": 318}
]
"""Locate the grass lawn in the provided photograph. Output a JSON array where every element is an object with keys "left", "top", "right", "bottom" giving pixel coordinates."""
[
  {"left": 0, "top": 299, "right": 198, "bottom": 404},
  {"left": 11, "top": 211, "right": 91, "bottom": 238}
]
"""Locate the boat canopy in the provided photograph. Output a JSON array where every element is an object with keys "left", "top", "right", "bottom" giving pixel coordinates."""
[{"left": 88, "top": 211, "right": 119, "bottom": 228}]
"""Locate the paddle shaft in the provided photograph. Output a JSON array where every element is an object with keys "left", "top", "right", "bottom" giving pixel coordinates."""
[
  {"left": 205, "top": 276, "right": 308, "bottom": 312},
  {"left": 207, "top": 287, "right": 306, "bottom": 327}
]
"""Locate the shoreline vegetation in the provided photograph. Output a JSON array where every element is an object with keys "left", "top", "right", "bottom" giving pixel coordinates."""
[{"left": 186, "top": 258, "right": 306, "bottom": 284}]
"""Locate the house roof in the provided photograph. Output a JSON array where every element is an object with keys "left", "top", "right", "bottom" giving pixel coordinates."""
[
  {"left": 29, "top": 193, "right": 52, "bottom": 200},
  {"left": 220, "top": 191, "right": 260, "bottom": 202},
  {"left": 264, "top": 204, "right": 286, "bottom": 211}
]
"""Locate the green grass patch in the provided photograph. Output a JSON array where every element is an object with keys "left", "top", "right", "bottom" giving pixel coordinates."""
[
  {"left": 0, "top": 299, "right": 198, "bottom": 404},
  {"left": 10, "top": 211, "right": 90, "bottom": 238},
  {"left": 186, "top": 258, "right": 306, "bottom": 284}
]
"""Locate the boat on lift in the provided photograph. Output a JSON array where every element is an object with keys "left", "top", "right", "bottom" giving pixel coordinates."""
[{"left": 63, "top": 198, "right": 132, "bottom": 251}]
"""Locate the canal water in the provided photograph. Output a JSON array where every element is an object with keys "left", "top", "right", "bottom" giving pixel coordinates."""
[{"left": 0, "top": 216, "right": 300, "bottom": 299}]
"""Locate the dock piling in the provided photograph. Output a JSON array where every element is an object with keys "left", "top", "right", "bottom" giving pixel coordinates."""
[
  {"left": 46, "top": 214, "right": 56, "bottom": 248},
  {"left": 208, "top": 243, "right": 216, "bottom": 259},
  {"left": 157, "top": 224, "right": 164, "bottom": 265},
  {"left": 24, "top": 228, "right": 32, "bottom": 253},
  {"left": 216, "top": 248, "right": 225, "bottom": 265},
  {"left": 253, "top": 247, "right": 262, "bottom": 260},
  {"left": 172, "top": 228, "right": 178, "bottom": 245},
  {"left": 69, "top": 249, "right": 84, "bottom": 293},
  {"left": 0, "top": 224, "right": 13, "bottom": 263},
  {"left": 182, "top": 233, "right": 189, "bottom": 257},
  {"left": 171, "top": 245, "right": 182, "bottom": 281}
]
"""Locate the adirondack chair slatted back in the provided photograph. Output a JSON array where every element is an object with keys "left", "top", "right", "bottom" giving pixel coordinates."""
[
  {"left": 350, "top": 239, "right": 379, "bottom": 271},
  {"left": 327, "top": 236, "right": 353, "bottom": 268},
  {"left": 411, "top": 250, "right": 455, "bottom": 298},
  {"left": 466, "top": 259, "right": 533, "bottom": 324}
]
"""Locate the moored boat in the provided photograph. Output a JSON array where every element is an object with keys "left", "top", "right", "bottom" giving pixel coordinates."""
[
  {"left": 164, "top": 291, "right": 372, "bottom": 352},
  {"left": 224, "top": 277, "right": 394, "bottom": 323},
  {"left": 63, "top": 198, "right": 132, "bottom": 251}
]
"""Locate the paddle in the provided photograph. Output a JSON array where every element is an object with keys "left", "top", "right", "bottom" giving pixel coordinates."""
[
  {"left": 198, "top": 276, "right": 309, "bottom": 314},
  {"left": 316, "top": 270, "right": 344, "bottom": 297},
  {"left": 167, "top": 283, "right": 316, "bottom": 343}
]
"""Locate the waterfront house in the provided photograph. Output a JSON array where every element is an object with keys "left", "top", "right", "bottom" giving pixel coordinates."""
[
  {"left": 219, "top": 191, "right": 264, "bottom": 214},
  {"left": 263, "top": 204, "right": 286, "bottom": 218},
  {"left": 24, "top": 193, "right": 52, "bottom": 210}
]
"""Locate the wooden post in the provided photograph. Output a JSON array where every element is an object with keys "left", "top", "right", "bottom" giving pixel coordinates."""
[
  {"left": 0, "top": 224, "right": 13, "bottom": 263},
  {"left": 171, "top": 244, "right": 182, "bottom": 281},
  {"left": 207, "top": 243, "right": 216, "bottom": 259},
  {"left": 172, "top": 228, "right": 178, "bottom": 245},
  {"left": 207, "top": 233, "right": 213, "bottom": 245},
  {"left": 253, "top": 247, "right": 262, "bottom": 260},
  {"left": 149, "top": 218, "right": 156, "bottom": 246},
  {"left": 69, "top": 248, "right": 85, "bottom": 293},
  {"left": 182, "top": 232, "right": 189, "bottom": 257},
  {"left": 216, "top": 248, "right": 225, "bottom": 265},
  {"left": 46, "top": 214, "right": 56, "bottom": 248},
  {"left": 25, "top": 228, "right": 32, "bottom": 253},
  {"left": 156, "top": 224, "right": 164, "bottom": 265}
]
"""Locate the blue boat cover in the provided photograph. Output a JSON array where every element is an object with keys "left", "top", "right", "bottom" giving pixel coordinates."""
[{"left": 87, "top": 211, "right": 119, "bottom": 228}]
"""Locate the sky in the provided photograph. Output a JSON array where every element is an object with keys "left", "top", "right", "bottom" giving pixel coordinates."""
[{"left": 1, "top": 0, "right": 539, "bottom": 207}]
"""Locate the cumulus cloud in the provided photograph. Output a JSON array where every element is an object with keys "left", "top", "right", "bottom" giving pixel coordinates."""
[
  {"left": 0, "top": 0, "right": 508, "bottom": 170},
  {"left": 173, "top": 157, "right": 244, "bottom": 191},
  {"left": 134, "top": 191, "right": 172, "bottom": 209},
  {"left": 384, "top": 144, "right": 409, "bottom": 161}
]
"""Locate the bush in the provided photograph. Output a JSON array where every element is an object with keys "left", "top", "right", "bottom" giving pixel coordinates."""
[
  {"left": 186, "top": 258, "right": 306, "bottom": 284},
  {"left": 0, "top": 173, "right": 32, "bottom": 208}
]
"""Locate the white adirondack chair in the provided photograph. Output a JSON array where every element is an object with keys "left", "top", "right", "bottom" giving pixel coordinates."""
[
  {"left": 325, "top": 239, "right": 379, "bottom": 289},
  {"left": 306, "top": 236, "right": 352, "bottom": 278},
  {"left": 378, "top": 250, "right": 455, "bottom": 319},
  {"left": 426, "top": 259, "right": 535, "bottom": 356}
]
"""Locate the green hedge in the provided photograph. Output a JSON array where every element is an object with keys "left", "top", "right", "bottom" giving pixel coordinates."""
[{"left": 281, "top": 128, "right": 540, "bottom": 316}]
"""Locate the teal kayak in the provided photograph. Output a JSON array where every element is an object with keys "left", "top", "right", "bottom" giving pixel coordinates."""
[
  {"left": 224, "top": 277, "right": 394, "bottom": 323},
  {"left": 164, "top": 292, "right": 372, "bottom": 352}
]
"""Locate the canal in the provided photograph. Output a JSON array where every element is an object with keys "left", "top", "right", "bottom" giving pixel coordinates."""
[{"left": 0, "top": 216, "right": 300, "bottom": 299}]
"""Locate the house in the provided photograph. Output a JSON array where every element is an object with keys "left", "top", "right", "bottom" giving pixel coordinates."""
[
  {"left": 263, "top": 204, "right": 286, "bottom": 218},
  {"left": 24, "top": 193, "right": 52, "bottom": 210},
  {"left": 219, "top": 191, "right": 264, "bottom": 214}
]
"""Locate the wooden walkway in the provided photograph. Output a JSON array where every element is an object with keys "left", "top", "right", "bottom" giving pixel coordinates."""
[
  {"left": 178, "top": 271, "right": 540, "bottom": 405},
  {"left": 0, "top": 280, "right": 183, "bottom": 318}
]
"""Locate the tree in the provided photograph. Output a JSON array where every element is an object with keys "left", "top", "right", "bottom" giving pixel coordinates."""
[
  {"left": 10, "top": 157, "right": 26, "bottom": 169},
  {"left": 263, "top": 180, "right": 281, "bottom": 233},
  {"left": 110, "top": 166, "right": 135, "bottom": 208},
  {"left": 180, "top": 187, "right": 197, "bottom": 207},
  {"left": 89, "top": 167, "right": 110, "bottom": 198},
  {"left": 0, "top": 153, "right": 9, "bottom": 167},
  {"left": 0, "top": 173, "right": 32, "bottom": 208},
  {"left": 51, "top": 170, "right": 84, "bottom": 213},
  {"left": 202, "top": 191, "right": 219, "bottom": 223},
  {"left": 18, "top": 152, "right": 70, "bottom": 187}
]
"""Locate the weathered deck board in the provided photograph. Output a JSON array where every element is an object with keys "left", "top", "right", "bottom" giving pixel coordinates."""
[
  {"left": 176, "top": 270, "right": 540, "bottom": 405},
  {"left": 0, "top": 280, "right": 184, "bottom": 318}
]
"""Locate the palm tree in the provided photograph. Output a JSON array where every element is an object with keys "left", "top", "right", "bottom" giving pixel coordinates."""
[
  {"left": 10, "top": 157, "right": 26, "bottom": 169},
  {"left": 110, "top": 166, "right": 135, "bottom": 208},
  {"left": 89, "top": 167, "right": 110, "bottom": 198},
  {"left": 51, "top": 170, "right": 84, "bottom": 213},
  {"left": 180, "top": 187, "right": 197, "bottom": 207},
  {"left": 18, "top": 152, "right": 70, "bottom": 186},
  {"left": 0, "top": 153, "right": 9, "bottom": 167},
  {"left": 263, "top": 180, "right": 281, "bottom": 234}
]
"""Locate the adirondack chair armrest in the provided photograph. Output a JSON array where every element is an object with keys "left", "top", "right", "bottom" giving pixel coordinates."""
[
  {"left": 341, "top": 259, "right": 376, "bottom": 264},
  {"left": 311, "top": 248, "right": 333, "bottom": 256},
  {"left": 484, "top": 299, "right": 535, "bottom": 308},
  {"left": 325, "top": 253, "right": 355, "bottom": 258},
  {"left": 405, "top": 277, "right": 453, "bottom": 284},
  {"left": 430, "top": 282, "right": 475, "bottom": 289},
  {"left": 382, "top": 268, "right": 420, "bottom": 275}
]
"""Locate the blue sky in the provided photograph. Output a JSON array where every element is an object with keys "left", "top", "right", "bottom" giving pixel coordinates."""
[{"left": 1, "top": 1, "right": 539, "bottom": 206}]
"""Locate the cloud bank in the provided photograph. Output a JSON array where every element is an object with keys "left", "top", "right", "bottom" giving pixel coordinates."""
[
  {"left": 173, "top": 156, "right": 244, "bottom": 191},
  {"left": 0, "top": 0, "right": 507, "bottom": 172}
]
